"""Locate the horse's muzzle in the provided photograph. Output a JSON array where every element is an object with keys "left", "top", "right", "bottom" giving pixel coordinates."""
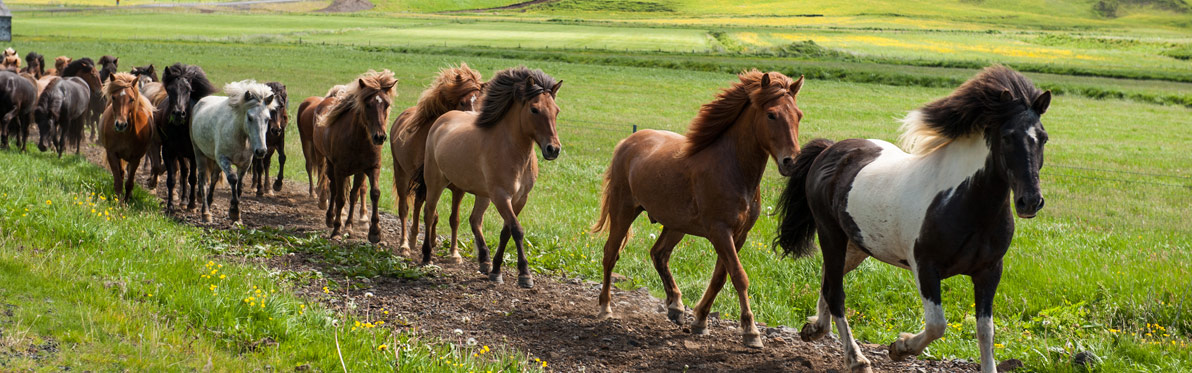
[
  {"left": 1014, "top": 196, "right": 1045, "bottom": 219},
  {"left": 114, "top": 121, "right": 129, "bottom": 133},
  {"left": 542, "top": 144, "right": 560, "bottom": 160},
  {"left": 372, "top": 134, "right": 387, "bottom": 146},
  {"left": 253, "top": 149, "right": 267, "bottom": 159}
]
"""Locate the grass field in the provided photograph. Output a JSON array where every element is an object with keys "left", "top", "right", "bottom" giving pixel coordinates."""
[{"left": 5, "top": 7, "right": 1192, "bottom": 372}]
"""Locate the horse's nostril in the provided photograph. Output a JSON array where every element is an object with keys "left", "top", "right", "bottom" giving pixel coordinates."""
[{"left": 782, "top": 156, "right": 794, "bottom": 166}]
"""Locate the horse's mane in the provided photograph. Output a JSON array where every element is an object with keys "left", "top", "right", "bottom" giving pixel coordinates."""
[
  {"left": 224, "top": 80, "right": 275, "bottom": 111},
  {"left": 325, "top": 84, "right": 346, "bottom": 98},
  {"left": 145, "top": 82, "right": 168, "bottom": 106},
  {"left": 684, "top": 69, "right": 795, "bottom": 156},
  {"left": 475, "top": 66, "right": 556, "bottom": 129},
  {"left": 103, "top": 73, "right": 155, "bottom": 118},
  {"left": 407, "top": 63, "right": 483, "bottom": 133},
  {"left": 24, "top": 52, "right": 44, "bottom": 74},
  {"left": 317, "top": 69, "right": 397, "bottom": 128},
  {"left": 162, "top": 63, "right": 217, "bottom": 99},
  {"left": 62, "top": 57, "right": 94, "bottom": 77},
  {"left": 898, "top": 65, "right": 1044, "bottom": 155},
  {"left": 265, "top": 82, "right": 288, "bottom": 109}
]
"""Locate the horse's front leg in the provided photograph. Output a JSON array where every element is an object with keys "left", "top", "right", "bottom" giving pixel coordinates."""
[
  {"left": 366, "top": 168, "right": 382, "bottom": 244},
  {"left": 973, "top": 262, "right": 1003, "bottom": 373},
  {"left": 273, "top": 140, "right": 285, "bottom": 192},
  {"left": 251, "top": 156, "right": 264, "bottom": 197},
  {"left": 702, "top": 226, "right": 762, "bottom": 348},
  {"left": 344, "top": 173, "right": 363, "bottom": 231},
  {"left": 124, "top": 155, "right": 142, "bottom": 202},
  {"left": 217, "top": 155, "right": 241, "bottom": 224},
  {"left": 106, "top": 152, "right": 124, "bottom": 198},
  {"left": 490, "top": 194, "right": 532, "bottom": 288},
  {"left": 889, "top": 265, "right": 946, "bottom": 362},
  {"left": 469, "top": 197, "right": 491, "bottom": 274}
]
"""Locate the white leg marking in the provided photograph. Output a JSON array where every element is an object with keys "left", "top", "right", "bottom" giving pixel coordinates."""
[
  {"left": 977, "top": 316, "right": 996, "bottom": 372},
  {"left": 835, "top": 315, "right": 873, "bottom": 371}
]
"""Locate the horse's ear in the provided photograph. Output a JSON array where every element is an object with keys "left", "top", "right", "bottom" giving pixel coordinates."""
[
  {"left": 525, "top": 75, "right": 538, "bottom": 93},
  {"left": 243, "top": 90, "right": 254, "bottom": 102},
  {"left": 791, "top": 75, "right": 804, "bottom": 95},
  {"left": 550, "top": 80, "right": 563, "bottom": 97},
  {"left": 1000, "top": 89, "right": 1012, "bottom": 102},
  {"left": 114, "top": 57, "right": 119, "bottom": 66},
  {"left": 358, "top": 78, "right": 366, "bottom": 89},
  {"left": 1033, "top": 90, "right": 1051, "bottom": 115},
  {"left": 761, "top": 73, "right": 771, "bottom": 88},
  {"left": 455, "top": 73, "right": 463, "bottom": 82},
  {"left": 264, "top": 94, "right": 274, "bottom": 106}
]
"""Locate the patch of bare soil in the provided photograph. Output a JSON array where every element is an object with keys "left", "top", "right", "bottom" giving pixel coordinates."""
[
  {"left": 316, "top": 0, "right": 373, "bottom": 13},
  {"left": 445, "top": 0, "right": 558, "bottom": 13},
  {"left": 64, "top": 135, "right": 978, "bottom": 372}
]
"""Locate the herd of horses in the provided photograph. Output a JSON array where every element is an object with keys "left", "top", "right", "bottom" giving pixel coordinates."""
[{"left": 1, "top": 46, "right": 1051, "bottom": 372}]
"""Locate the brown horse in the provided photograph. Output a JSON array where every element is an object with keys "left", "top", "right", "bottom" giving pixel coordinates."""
[
  {"left": 389, "top": 63, "right": 484, "bottom": 256},
  {"left": 592, "top": 70, "right": 804, "bottom": 348},
  {"left": 250, "top": 81, "right": 289, "bottom": 196},
  {"left": 48, "top": 56, "right": 71, "bottom": 76},
  {"left": 100, "top": 73, "right": 155, "bottom": 201},
  {"left": 421, "top": 66, "right": 562, "bottom": 288},
  {"left": 297, "top": 85, "right": 344, "bottom": 203},
  {"left": 22, "top": 52, "right": 45, "bottom": 79},
  {"left": 314, "top": 70, "right": 397, "bottom": 242}
]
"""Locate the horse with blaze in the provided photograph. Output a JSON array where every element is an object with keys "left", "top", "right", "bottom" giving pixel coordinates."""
[
  {"left": 593, "top": 70, "right": 804, "bottom": 348},
  {"left": 774, "top": 65, "right": 1051, "bottom": 373},
  {"left": 99, "top": 73, "right": 156, "bottom": 202}
]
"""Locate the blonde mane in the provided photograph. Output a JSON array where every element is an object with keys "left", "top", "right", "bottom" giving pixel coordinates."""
[
  {"left": 317, "top": 69, "right": 398, "bottom": 128},
  {"left": 406, "top": 63, "right": 483, "bottom": 133},
  {"left": 897, "top": 110, "right": 952, "bottom": 155}
]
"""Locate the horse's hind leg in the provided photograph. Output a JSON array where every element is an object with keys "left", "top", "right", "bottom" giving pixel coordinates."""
[
  {"left": 649, "top": 228, "right": 687, "bottom": 325},
  {"left": 818, "top": 229, "right": 873, "bottom": 372},
  {"left": 419, "top": 175, "right": 446, "bottom": 266},
  {"left": 365, "top": 168, "right": 382, "bottom": 244},
  {"left": 801, "top": 241, "right": 869, "bottom": 342},
  {"left": 272, "top": 138, "right": 285, "bottom": 192},
  {"left": 446, "top": 187, "right": 464, "bottom": 264},
  {"left": 469, "top": 196, "right": 491, "bottom": 274},
  {"left": 124, "top": 156, "right": 142, "bottom": 202},
  {"left": 344, "top": 173, "right": 363, "bottom": 231},
  {"left": 888, "top": 264, "right": 946, "bottom": 363},
  {"left": 596, "top": 204, "right": 638, "bottom": 319}
]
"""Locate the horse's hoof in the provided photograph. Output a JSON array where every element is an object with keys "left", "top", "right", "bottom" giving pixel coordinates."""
[
  {"left": 850, "top": 361, "right": 874, "bottom": 373},
  {"left": 691, "top": 324, "right": 708, "bottom": 335},
  {"left": 517, "top": 276, "right": 533, "bottom": 289},
  {"left": 488, "top": 272, "right": 503, "bottom": 284},
  {"left": 398, "top": 247, "right": 412, "bottom": 258},
  {"left": 667, "top": 308, "right": 687, "bottom": 326},
  {"left": 478, "top": 261, "right": 491, "bottom": 275},
  {"left": 887, "top": 333, "right": 916, "bottom": 361},
  {"left": 368, "top": 232, "right": 381, "bottom": 244},
  {"left": 201, "top": 214, "right": 212, "bottom": 223},
  {"left": 272, "top": 182, "right": 283, "bottom": 192},
  {"left": 800, "top": 322, "right": 828, "bottom": 342},
  {"left": 256, "top": 190, "right": 264, "bottom": 197},
  {"left": 596, "top": 309, "right": 614, "bottom": 320},
  {"left": 743, "top": 333, "right": 764, "bottom": 349},
  {"left": 449, "top": 254, "right": 463, "bottom": 264}
]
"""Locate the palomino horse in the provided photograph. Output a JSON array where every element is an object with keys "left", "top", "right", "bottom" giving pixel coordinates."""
[
  {"left": 0, "top": 71, "right": 37, "bottom": 151},
  {"left": 1, "top": 48, "right": 20, "bottom": 71},
  {"left": 191, "top": 80, "right": 275, "bottom": 224},
  {"left": 297, "top": 85, "right": 343, "bottom": 201},
  {"left": 33, "top": 76, "right": 89, "bottom": 156},
  {"left": 99, "top": 73, "right": 155, "bottom": 201},
  {"left": 60, "top": 58, "right": 103, "bottom": 141},
  {"left": 98, "top": 56, "right": 119, "bottom": 83},
  {"left": 774, "top": 66, "right": 1050, "bottom": 373},
  {"left": 389, "top": 63, "right": 483, "bottom": 256},
  {"left": 22, "top": 52, "right": 45, "bottom": 79},
  {"left": 593, "top": 70, "right": 804, "bottom": 348},
  {"left": 314, "top": 70, "right": 397, "bottom": 242},
  {"left": 159, "top": 63, "right": 216, "bottom": 212},
  {"left": 422, "top": 66, "right": 562, "bottom": 288},
  {"left": 249, "top": 81, "right": 289, "bottom": 196}
]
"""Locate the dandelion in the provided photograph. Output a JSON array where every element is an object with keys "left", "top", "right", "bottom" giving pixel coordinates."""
[
  {"left": 219, "top": 274, "right": 226, "bottom": 279},
  {"left": 323, "top": 286, "right": 329, "bottom": 294},
  {"left": 209, "top": 284, "right": 217, "bottom": 291},
  {"left": 378, "top": 344, "right": 388, "bottom": 351},
  {"left": 45, "top": 200, "right": 51, "bottom": 205}
]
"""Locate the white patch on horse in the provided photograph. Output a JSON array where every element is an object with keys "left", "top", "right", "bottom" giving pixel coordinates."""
[
  {"left": 1025, "top": 125, "right": 1038, "bottom": 142},
  {"left": 845, "top": 133, "right": 990, "bottom": 269},
  {"left": 976, "top": 316, "right": 996, "bottom": 372}
]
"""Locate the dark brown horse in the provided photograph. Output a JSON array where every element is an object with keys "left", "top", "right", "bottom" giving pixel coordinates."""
[
  {"left": 158, "top": 63, "right": 216, "bottom": 212},
  {"left": 389, "top": 63, "right": 483, "bottom": 256},
  {"left": 0, "top": 71, "right": 38, "bottom": 151},
  {"left": 313, "top": 70, "right": 397, "bottom": 242},
  {"left": 421, "top": 67, "right": 562, "bottom": 288},
  {"left": 593, "top": 70, "right": 804, "bottom": 348},
  {"left": 250, "top": 81, "right": 289, "bottom": 196},
  {"left": 60, "top": 58, "right": 103, "bottom": 141},
  {"left": 21, "top": 52, "right": 45, "bottom": 79},
  {"left": 100, "top": 73, "right": 155, "bottom": 201},
  {"left": 98, "top": 56, "right": 119, "bottom": 83},
  {"left": 34, "top": 76, "right": 90, "bottom": 156}
]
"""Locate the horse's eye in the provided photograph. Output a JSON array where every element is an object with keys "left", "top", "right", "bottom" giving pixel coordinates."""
[
  {"left": 767, "top": 112, "right": 776, "bottom": 120},
  {"left": 530, "top": 107, "right": 540, "bottom": 114}
]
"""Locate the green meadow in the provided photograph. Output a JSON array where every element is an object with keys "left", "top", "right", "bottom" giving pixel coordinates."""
[{"left": 4, "top": 3, "right": 1191, "bottom": 371}]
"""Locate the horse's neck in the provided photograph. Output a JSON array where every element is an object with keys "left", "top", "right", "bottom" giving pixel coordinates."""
[
  {"left": 714, "top": 107, "right": 769, "bottom": 188},
  {"left": 495, "top": 114, "right": 535, "bottom": 161},
  {"left": 911, "top": 134, "right": 1009, "bottom": 210}
]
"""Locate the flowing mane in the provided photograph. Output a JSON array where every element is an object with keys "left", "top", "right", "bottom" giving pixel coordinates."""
[
  {"left": 899, "top": 65, "right": 1045, "bottom": 155},
  {"left": 684, "top": 69, "right": 795, "bottom": 156},
  {"left": 407, "top": 63, "right": 483, "bottom": 133},
  {"left": 162, "top": 63, "right": 217, "bottom": 99},
  {"left": 223, "top": 80, "right": 275, "bottom": 111},
  {"left": 317, "top": 69, "right": 397, "bottom": 128},
  {"left": 475, "top": 66, "right": 556, "bottom": 129},
  {"left": 61, "top": 57, "right": 95, "bottom": 77},
  {"left": 103, "top": 73, "right": 155, "bottom": 119}
]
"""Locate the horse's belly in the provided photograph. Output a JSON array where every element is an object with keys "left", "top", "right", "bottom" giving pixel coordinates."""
[{"left": 844, "top": 149, "right": 917, "bottom": 269}]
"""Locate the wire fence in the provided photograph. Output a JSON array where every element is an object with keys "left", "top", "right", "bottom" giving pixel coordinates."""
[{"left": 559, "top": 118, "right": 1192, "bottom": 190}]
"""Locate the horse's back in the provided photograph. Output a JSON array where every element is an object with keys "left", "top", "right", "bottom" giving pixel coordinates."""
[{"left": 606, "top": 129, "right": 708, "bottom": 230}]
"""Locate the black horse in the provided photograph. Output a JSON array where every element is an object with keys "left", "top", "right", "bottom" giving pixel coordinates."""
[
  {"left": 60, "top": 58, "right": 104, "bottom": 141},
  {"left": 98, "top": 55, "right": 119, "bottom": 83},
  {"left": 159, "top": 63, "right": 216, "bottom": 212},
  {"left": 35, "top": 77, "right": 91, "bottom": 157},
  {"left": 0, "top": 71, "right": 37, "bottom": 151},
  {"left": 250, "top": 81, "right": 289, "bottom": 196},
  {"left": 775, "top": 66, "right": 1050, "bottom": 373}
]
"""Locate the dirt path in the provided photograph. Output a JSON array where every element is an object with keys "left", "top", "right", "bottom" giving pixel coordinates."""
[{"left": 65, "top": 136, "right": 978, "bottom": 372}]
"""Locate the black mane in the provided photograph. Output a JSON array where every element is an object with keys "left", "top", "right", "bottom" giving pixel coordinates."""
[
  {"left": 917, "top": 65, "right": 1044, "bottom": 140},
  {"left": 163, "top": 63, "right": 217, "bottom": 100},
  {"left": 474, "top": 66, "right": 557, "bottom": 128},
  {"left": 61, "top": 57, "right": 95, "bottom": 77}
]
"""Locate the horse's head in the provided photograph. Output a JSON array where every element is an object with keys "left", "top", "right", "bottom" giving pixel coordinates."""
[
  {"left": 265, "top": 82, "right": 288, "bottom": 137},
  {"left": 749, "top": 72, "right": 804, "bottom": 176},
  {"left": 34, "top": 88, "right": 58, "bottom": 151},
  {"left": 131, "top": 64, "right": 156, "bottom": 86},
  {"left": 450, "top": 63, "right": 484, "bottom": 112},
  {"left": 520, "top": 76, "right": 563, "bottom": 160},
  {"left": 54, "top": 56, "right": 71, "bottom": 73},
  {"left": 361, "top": 82, "right": 395, "bottom": 145},
  {"left": 348, "top": 72, "right": 397, "bottom": 145},
  {"left": 990, "top": 90, "right": 1051, "bottom": 219},
  {"left": 105, "top": 73, "right": 142, "bottom": 133},
  {"left": 231, "top": 83, "right": 275, "bottom": 159},
  {"left": 164, "top": 75, "right": 193, "bottom": 125}
]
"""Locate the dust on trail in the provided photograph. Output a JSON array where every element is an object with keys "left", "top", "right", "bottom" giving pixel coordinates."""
[{"left": 64, "top": 135, "right": 977, "bottom": 372}]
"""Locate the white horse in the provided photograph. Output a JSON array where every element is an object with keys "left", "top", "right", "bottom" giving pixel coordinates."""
[{"left": 190, "top": 80, "right": 276, "bottom": 224}]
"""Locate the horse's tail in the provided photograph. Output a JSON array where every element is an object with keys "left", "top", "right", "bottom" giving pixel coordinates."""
[
  {"left": 773, "top": 138, "right": 834, "bottom": 258},
  {"left": 410, "top": 165, "right": 426, "bottom": 201},
  {"left": 591, "top": 166, "right": 615, "bottom": 233}
]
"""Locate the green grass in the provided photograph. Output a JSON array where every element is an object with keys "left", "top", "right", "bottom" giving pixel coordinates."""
[
  {"left": 0, "top": 149, "right": 531, "bottom": 370},
  {"left": 6, "top": 10, "right": 1192, "bottom": 372}
]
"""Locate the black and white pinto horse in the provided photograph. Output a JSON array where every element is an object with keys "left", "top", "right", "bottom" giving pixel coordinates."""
[{"left": 775, "top": 65, "right": 1051, "bottom": 373}]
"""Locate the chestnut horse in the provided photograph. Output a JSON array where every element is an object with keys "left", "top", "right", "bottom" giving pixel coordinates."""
[
  {"left": 49, "top": 56, "right": 71, "bottom": 76},
  {"left": 389, "top": 63, "right": 483, "bottom": 256},
  {"left": 314, "top": 70, "right": 397, "bottom": 242},
  {"left": 250, "top": 81, "right": 289, "bottom": 196},
  {"left": 297, "top": 85, "right": 343, "bottom": 201},
  {"left": 774, "top": 66, "right": 1050, "bottom": 373},
  {"left": 99, "top": 73, "right": 155, "bottom": 201},
  {"left": 1, "top": 48, "right": 20, "bottom": 71},
  {"left": 593, "top": 70, "right": 805, "bottom": 348},
  {"left": 422, "top": 66, "right": 562, "bottom": 288}
]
